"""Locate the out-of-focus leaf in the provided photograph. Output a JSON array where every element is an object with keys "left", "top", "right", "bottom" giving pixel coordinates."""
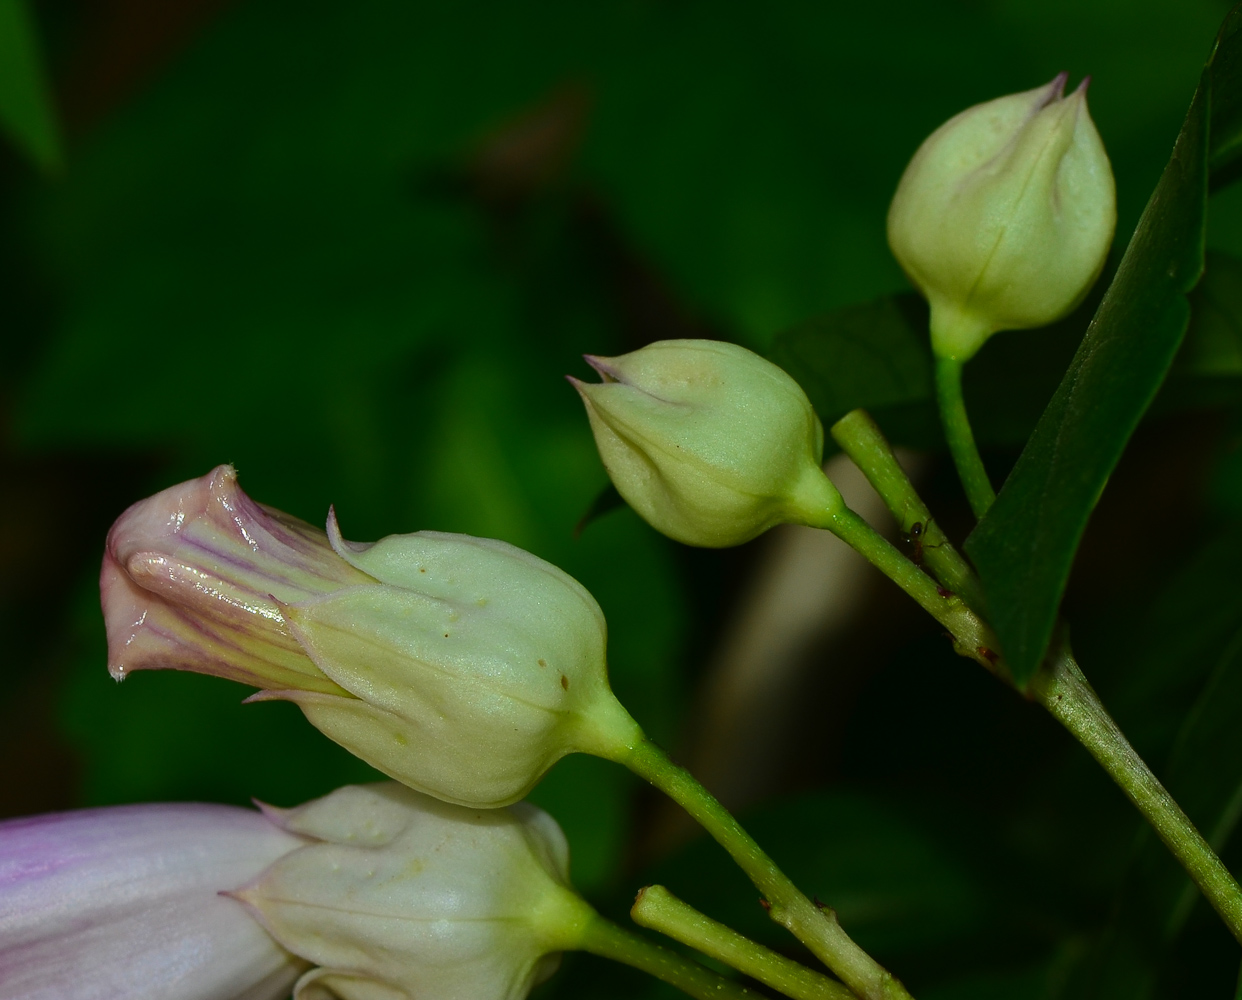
[
  {"left": 1210, "top": 0, "right": 1242, "bottom": 191},
  {"left": 1156, "top": 249, "right": 1242, "bottom": 418},
  {"left": 966, "top": 7, "right": 1242, "bottom": 686},
  {"left": 1054, "top": 528, "right": 1242, "bottom": 999},
  {"left": 574, "top": 483, "right": 625, "bottom": 537},
  {"left": 0, "top": 0, "right": 61, "bottom": 173},
  {"left": 1120, "top": 628, "right": 1242, "bottom": 941},
  {"left": 920, "top": 957, "right": 1075, "bottom": 1000},
  {"left": 1109, "top": 526, "right": 1242, "bottom": 761},
  {"left": 771, "top": 287, "right": 1102, "bottom": 457},
  {"left": 643, "top": 791, "right": 993, "bottom": 961},
  {"left": 1177, "top": 251, "right": 1242, "bottom": 376},
  {"left": 769, "top": 294, "right": 933, "bottom": 426},
  {"left": 1162, "top": 629, "right": 1242, "bottom": 931}
]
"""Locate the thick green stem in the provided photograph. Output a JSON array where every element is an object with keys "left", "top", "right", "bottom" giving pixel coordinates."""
[
  {"left": 1031, "top": 648, "right": 1242, "bottom": 944},
  {"left": 829, "top": 409, "right": 987, "bottom": 613},
  {"left": 578, "top": 914, "right": 759, "bottom": 1000},
  {"left": 817, "top": 417, "right": 1242, "bottom": 942},
  {"left": 933, "top": 356, "right": 996, "bottom": 519},
  {"left": 632, "top": 885, "right": 854, "bottom": 1000},
  {"left": 624, "top": 739, "right": 912, "bottom": 1000}
]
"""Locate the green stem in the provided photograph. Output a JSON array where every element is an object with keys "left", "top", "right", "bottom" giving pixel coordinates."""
[
  {"left": 624, "top": 739, "right": 913, "bottom": 1000},
  {"left": 1031, "top": 647, "right": 1242, "bottom": 944},
  {"left": 829, "top": 409, "right": 987, "bottom": 613},
  {"left": 810, "top": 503, "right": 1004, "bottom": 677},
  {"left": 933, "top": 356, "right": 996, "bottom": 519},
  {"left": 579, "top": 914, "right": 759, "bottom": 1000},
  {"left": 820, "top": 414, "right": 1242, "bottom": 942},
  {"left": 632, "top": 885, "right": 854, "bottom": 1000}
]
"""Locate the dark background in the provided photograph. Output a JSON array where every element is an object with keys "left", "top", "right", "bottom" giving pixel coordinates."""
[{"left": 3, "top": 1, "right": 1242, "bottom": 997}]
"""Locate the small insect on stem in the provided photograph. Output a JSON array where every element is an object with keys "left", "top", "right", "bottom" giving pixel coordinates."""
[{"left": 903, "top": 517, "right": 947, "bottom": 568}]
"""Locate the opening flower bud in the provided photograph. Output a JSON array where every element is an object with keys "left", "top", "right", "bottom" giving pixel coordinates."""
[
  {"left": 887, "top": 74, "right": 1116, "bottom": 362},
  {"left": 570, "top": 339, "right": 842, "bottom": 548},
  {"left": 234, "top": 782, "right": 594, "bottom": 1000},
  {"left": 102, "top": 466, "right": 643, "bottom": 809}
]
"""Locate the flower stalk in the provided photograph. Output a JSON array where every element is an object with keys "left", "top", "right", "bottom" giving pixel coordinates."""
[
  {"left": 1031, "top": 646, "right": 1242, "bottom": 944},
  {"left": 631, "top": 885, "right": 854, "bottom": 1000},
  {"left": 932, "top": 357, "right": 996, "bottom": 520},
  {"left": 829, "top": 408, "right": 987, "bottom": 611},
  {"left": 578, "top": 916, "right": 759, "bottom": 1000},
  {"left": 829, "top": 409, "right": 1242, "bottom": 942},
  {"left": 623, "top": 739, "right": 913, "bottom": 1000}
]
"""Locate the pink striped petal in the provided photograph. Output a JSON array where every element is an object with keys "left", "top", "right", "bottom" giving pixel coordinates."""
[{"left": 102, "top": 465, "right": 369, "bottom": 693}]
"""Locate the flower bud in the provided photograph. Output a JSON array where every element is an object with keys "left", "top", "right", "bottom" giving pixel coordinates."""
[
  {"left": 570, "top": 339, "right": 842, "bottom": 548},
  {"left": 0, "top": 801, "right": 305, "bottom": 1000},
  {"left": 887, "top": 74, "right": 1116, "bottom": 361},
  {"left": 235, "top": 782, "right": 592, "bottom": 1000},
  {"left": 103, "top": 467, "right": 643, "bottom": 809}
]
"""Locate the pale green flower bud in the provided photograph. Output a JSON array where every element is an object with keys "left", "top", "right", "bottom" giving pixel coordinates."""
[
  {"left": 234, "top": 782, "right": 593, "bottom": 1000},
  {"left": 570, "top": 339, "right": 842, "bottom": 548},
  {"left": 887, "top": 73, "right": 1116, "bottom": 361},
  {"left": 103, "top": 466, "right": 643, "bottom": 810},
  {"left": 268, "top": 517, "right": 643, "bottom": 808}
]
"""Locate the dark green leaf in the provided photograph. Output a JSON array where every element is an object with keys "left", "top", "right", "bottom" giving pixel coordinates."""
[
  {"left": 575, "top": 483, "right": 625, "bottom": 537},
  {"left": 1176, "top": 250, "right": 1242, "bottom": 377},
  {"left": 1124, "top": 628, "right": 1242, "bottom": 941},
  {"left": 772, "top": 289, "right": 1102, "bottom": 456},
  {"left": 769, "top": 294, "right": 934, "bottom": 428},
  {"left": 642, "top": 791, "right": 993, "bottom": 960},
  {"left": 1210, "top": 0, "right": 1242, "bottom": 190},
  {"left": 966, "top": 7, "right": 1242, "bottom": 686},
  {"left": 1155, "top": 250, "right": 1242, "bottom": 412},
  {"left": 0, "top": 0, "right": 61, "bottom": 173}
]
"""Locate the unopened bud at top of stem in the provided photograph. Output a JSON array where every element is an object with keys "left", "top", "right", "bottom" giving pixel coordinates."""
[
  {"left": 887, "top": 73, "right": 1116, "bottom": 362},
  {"left": 570, "top": 339, "right": 843, "bottom": 548}
]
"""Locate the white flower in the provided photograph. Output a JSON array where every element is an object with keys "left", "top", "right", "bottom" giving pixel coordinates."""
[
  {"left": 0, "top": 801, "right": 304, "bottom": 1000},
  {"left": 102, "top": 465, "right": 643, "bottom": 809},
  {"left": 233, "top": 783, "right": 593, "bottom": 1000}
]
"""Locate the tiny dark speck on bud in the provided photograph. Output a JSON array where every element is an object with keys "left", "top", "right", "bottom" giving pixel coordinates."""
[
  {"left": 538, "top": 658, "right": 547, "bottom": 668},
  {"left": 443, "top": 632, "right": 449, "bottom": 638},
  {"left": 560, "top": 674, "right": 570, "bottom": 690}
]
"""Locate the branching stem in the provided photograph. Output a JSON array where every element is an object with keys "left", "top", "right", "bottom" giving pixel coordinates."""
[
  {"left": 624, "top": 739, "right": 913, "bottom": 1000},
  {"left": 579, "top": 914, "right": 759, "bottom": 1000},
  {"left": 632, "top": 885, "right": 855, "bottom": 1000}
]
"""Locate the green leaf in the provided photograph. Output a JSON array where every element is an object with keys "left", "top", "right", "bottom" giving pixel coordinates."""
[
  {"left": 574, "top": 483, "right": 625, "bottom": 537},
  {"left": 965, "top": 6, "right": 1242, "bottom": 686},
  {"left": 769, "top": 294, "right": 934, "bottom": 427},
  {"left": 1117, "top": 627, "right": 1242, "bottom": 943},
  {"left": 1175, "top": 251, "right": 1242, "bottom": 377},
  {"left": 641, "top": 791, "right": 993, "bottom": 960},
  {"left": 0, "top": 0, "right": 61, "bottom": 173},
  {"left": 1210, "top": 1, "right": 1242, "bottom": 190}
]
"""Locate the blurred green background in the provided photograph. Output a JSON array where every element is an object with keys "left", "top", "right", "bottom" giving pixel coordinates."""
[{"left": 3, "top": 1, "right": 1242, "bottom": 997}]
